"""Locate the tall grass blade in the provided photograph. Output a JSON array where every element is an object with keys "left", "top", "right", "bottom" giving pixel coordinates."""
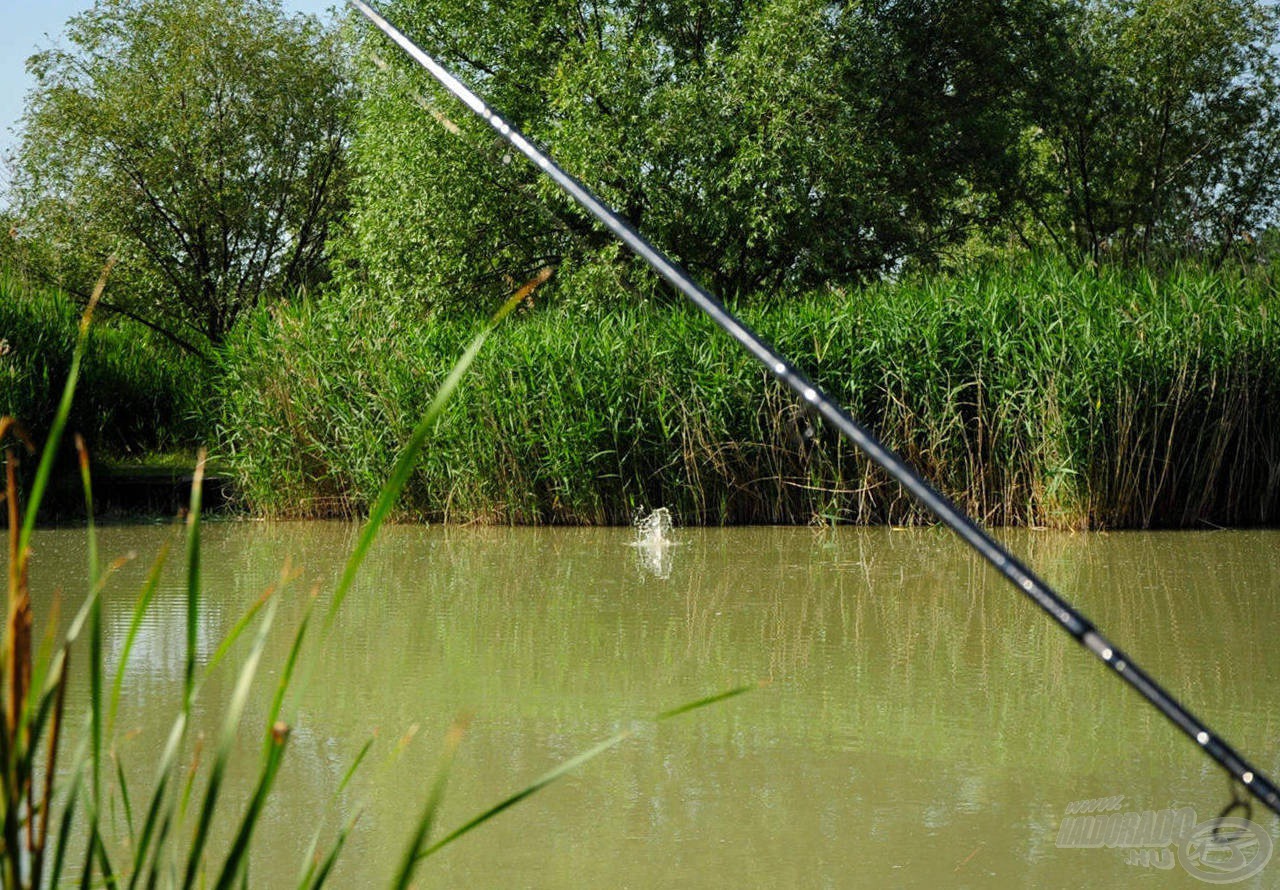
[
  {"left": 303, "top": 809, "right": 360, "bottom": 890},
  {"left": 183, "top": 451, "right": 206, "bottom": 709},
  {"left": 77, "top": 830, "right": 95, "bottom": 890},
  {"left": 656, "top": 683, "right": 756, "bottom": 720},
  {"left": 143, "top": 810, "right": 175, "bottom": 890},
  {"left": 115, "top": 755, "right": 134, "bottom": 838},
  {"left": 181, "top": 597, "right": 278, "bottom": 889},
  {"left": 207, "top": 597, "right": 310, "bottom": 887},
  {"left": 108, "top": 542, "right": 170, "bottom": 736},
  {"left": 127, "top": 712, "right": 188, "bottom": 888},
  {"left": 49, "top": 763, "right": 83, "bottom": 888},
  {"left": 211, "top": 722, "right": 290, "bottom": 890},
  {"left": 294, "top": 737, "right": 373, "bottom": 890},
  {"left": 417, "top": 682, "right": 753, "bottom": 862},
  {"left": 337, "top": 738, "right": 375, "bottom": 796},
  {"left": 18, "top": 258, "right": 114, "bottom": 557},
  {"left": 3, "top": 430, "right": 32, "bottom": 890},
  {"left": 390, "top": 717, "right": 468, "bottom": 889},
  {"left": 176, "top": 741, "right": 203, "bottom": 838},
  {"left": 204, "top": 590, "right": 272, "bottom": 677},
  {"left": 76, "top": 435, "right": 105, "bottom": 816},
  {"left": 32, "top": 656, "right": 70, "bottom": 883},
  {"left": 325, "top": 282, "right": 533, "bottom": 625},
  {"left": 264, "top": 605, "right": 311, "bottom": 757},
  {"left": 93, "top": 824, "right": 118, "bottom": 886},
  {"left": 418, "top": 728, "right": 633, "bottom": 861}
]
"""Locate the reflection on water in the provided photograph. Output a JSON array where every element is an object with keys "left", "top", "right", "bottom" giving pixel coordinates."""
[{"left": 14, "top": 524, "right": 1280, "bottom": 887}]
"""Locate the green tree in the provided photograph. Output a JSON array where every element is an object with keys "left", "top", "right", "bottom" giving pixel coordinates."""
[
  {"left": 9, "top": 0, "right": 354, "bottom": 355},
  {"left": 339, "top": 0, "right": 1053, "bottom": 310},
  {"left": 1021, "top": 0, "right": 1280, "bottom": 264}
]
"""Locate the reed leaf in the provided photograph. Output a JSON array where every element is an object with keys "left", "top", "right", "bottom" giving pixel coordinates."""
[
  {"left": 181, "top": 597, "right": 278, "bottom": 889},
  {"left": 75, "top": 435, "right": 104, "bottom": 817},
  {"left": 127, "top": 712, "right": 188, "bottom": 888},
  {"left": 326, "top": 281, "right": 534, "bottom": 624},
  {"left": 48, "top": 762, "right": 82, "bottom": 889},
  {"left": 294, "top": 737, "right": 373, "bottom": 890},
  {"left": 211, "top": 722, "right": 290, "bottom": 890},
  {"left": 108, "top": 542, "right": 171, "bottom": 736},
  {"left": 390, "top": 716, "right": 468, "bottom": 889},
  {"left": 115, "top": 756, "right": 134, "bottom": 838},
  {"left": 264, "top": 605, "right": 311, "bottom": 758},
  {"left": 183, "top": 451, "right": 205, "bottom": 709},
  {"left": 417, "top": 728, "right": 634, "bottom": 861},
  {"left": 416, "top": 682, "right": 755, "bottom": 862},
  {"left": 17, "top": 259, "right": 114, "bottom": 557},
  {"left": 302, "top": 809, "right": 359, "bottom": 890}
]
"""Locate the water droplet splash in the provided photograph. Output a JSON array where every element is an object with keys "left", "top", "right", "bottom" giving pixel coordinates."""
[
  {"left": 633, "top": 506, "right": 674, "bottom": 547},
  {"left": 631, "top": 507, "right": 677, "bottom": 578}
]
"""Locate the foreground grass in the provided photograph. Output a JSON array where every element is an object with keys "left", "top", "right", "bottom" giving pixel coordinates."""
[
  {"left": 1, "top": 276, "right": 748, "bottom": 887},
  {"left": 218, "top": 259, "right": 1280, "bottom": 529}
]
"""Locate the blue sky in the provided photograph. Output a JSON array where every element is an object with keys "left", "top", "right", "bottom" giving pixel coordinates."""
[{"left": 0, "top": 0, "right": 341, "bottom": 191}]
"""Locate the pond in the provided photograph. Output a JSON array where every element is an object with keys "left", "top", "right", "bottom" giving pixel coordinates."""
[{"left": 21, "top": 522, "right": 1280, "bottom": 887}]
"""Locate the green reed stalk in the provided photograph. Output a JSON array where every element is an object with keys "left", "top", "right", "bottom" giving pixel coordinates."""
[
  {"left": 325, "top": 274, "right": 537, "bottom": 624},
  {"left": 1, "top": 259, "right": 113, "bottom": 889},
  {"left": 218, "top": 259, "right": 1280, "bottom": 529},
  {"left": 410, "top": 683, "right": 757, "bottom": 866}
]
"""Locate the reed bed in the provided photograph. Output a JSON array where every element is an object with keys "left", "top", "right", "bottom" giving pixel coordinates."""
[
  {"left": 0, "top": 268, "right": 206, "bottom": 457},
  {"left": 218, "top": 260, "right": 1280, "bottom": 528}
]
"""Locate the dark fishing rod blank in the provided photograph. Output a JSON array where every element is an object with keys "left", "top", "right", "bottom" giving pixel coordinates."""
[{"left": 349, "top": 0, "right": 1280, "bottom": 818}]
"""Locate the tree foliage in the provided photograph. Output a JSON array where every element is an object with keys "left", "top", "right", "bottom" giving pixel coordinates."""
[
  {"left": 10, "top": 0, "right": 355, "bottom": 354},
  {"left": 11, "top": 0, "right": 1277, "bottom": 334},
  {"left": 339, "top": 0, "right": 1053, "bottom": 310},
  {"left": 1022, "top": 0, "right": 1280, "bottom": 264}
]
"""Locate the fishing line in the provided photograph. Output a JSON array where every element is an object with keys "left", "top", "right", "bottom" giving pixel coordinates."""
[{"left": 349, "top": 0, "right": 1280, "bottom": 818}]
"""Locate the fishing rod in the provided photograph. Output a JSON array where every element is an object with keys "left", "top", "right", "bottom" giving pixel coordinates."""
[{"left": 348, "top": 0, "right": 1280, "bottom": 818}]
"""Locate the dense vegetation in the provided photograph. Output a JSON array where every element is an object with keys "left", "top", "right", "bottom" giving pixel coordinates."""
[
  {"left": 3, "top": 0, "right": 1280, "bottom": 527},
  {"left": 218, "top": 260, "right": 1280, "bottom": 529},
  {"left": 1, "top": 296, "right": 745, "bottom": 888},
  {"left": 4, "top": 4, "right": 1277, "bottom": 885},
  {"left": 0, "top": 269, "right": 204, "bottom": 457},
  {"left": 340, "top": 0, "right": 1280, "bottom": 308}
]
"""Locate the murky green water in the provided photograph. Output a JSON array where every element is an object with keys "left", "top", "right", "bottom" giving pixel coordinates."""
[{"left": 19, "top": 523, "right": 1280, "bottom": 887}]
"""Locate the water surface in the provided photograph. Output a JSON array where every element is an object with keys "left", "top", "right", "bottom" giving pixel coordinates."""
[{"left": 20, "top": 523, "right": 1280, "bottom": 887}]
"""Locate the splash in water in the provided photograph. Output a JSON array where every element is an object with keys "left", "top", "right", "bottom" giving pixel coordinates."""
[
  {"left": 633, "top": 506, "right": 675, "bottom": 547},
  {"left": 631, "top": 507, "right": 677, "bottom": 578}
]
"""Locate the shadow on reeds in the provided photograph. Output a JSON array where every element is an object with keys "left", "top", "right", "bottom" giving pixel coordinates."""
[{"left": 0, "top": 267, "right": 750, "bottom": 888}]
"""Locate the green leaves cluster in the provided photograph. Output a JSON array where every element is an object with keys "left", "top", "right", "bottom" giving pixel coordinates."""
[
  {"left": 7, "top": 0, "right": 1279, "bottom": 334},
  {"left": 1023, "top": 0, "right": 1280, "bottom": 264}
]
